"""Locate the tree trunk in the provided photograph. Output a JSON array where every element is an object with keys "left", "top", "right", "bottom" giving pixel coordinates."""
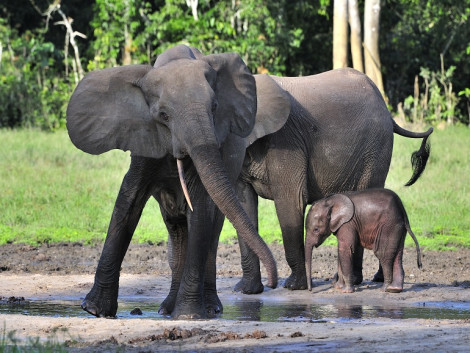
[
  {"left": 364, "top": 0, "right": 385, "bottom": 97},
  {"left": 123, "top": 23, "right": 132, "bottom": 65},
  {"left": 348, "top": 0, "right": 363, "bottom": 72},
  {"left": 333, "top": 0, "right": 348, "bottom": 69}
]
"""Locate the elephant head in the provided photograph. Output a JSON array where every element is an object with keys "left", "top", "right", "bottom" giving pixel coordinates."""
[
  {"left": 66, "top": 45, "right": 291, "bottom": 288},
  {"left": 304, "top": 194, "right": 354, "bottom": 290}
]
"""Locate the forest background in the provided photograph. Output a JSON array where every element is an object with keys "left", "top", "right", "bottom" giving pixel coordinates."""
[
  {"left": 0, "top": 0, "right": 469, "bottom": 249},
  {"left": 1, "top": 0, "right": 470, "bottom": 128}
]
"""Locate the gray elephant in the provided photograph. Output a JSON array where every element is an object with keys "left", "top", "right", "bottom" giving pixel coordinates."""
[
  {"left": 305, "top": 189, "right": 422, "bottom": 293},
  {"left": 233, "top": 69, "right": 432, "bottom": 294},
  {"left": 66, "top": 45, "right": 286, "bottom": 319}
]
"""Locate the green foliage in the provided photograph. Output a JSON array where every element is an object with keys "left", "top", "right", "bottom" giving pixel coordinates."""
[
  {"left": 2, "top": 0, "right": 470, "bottom": 126},
  {"left": 382, "top": 0, "right": 470, "bottom": 118},
  {"left": 402, "top": 56, "right": 462, "bottom": 125},
  {"left": 0, "top": 17, "right": 72, "bottom": 130}
]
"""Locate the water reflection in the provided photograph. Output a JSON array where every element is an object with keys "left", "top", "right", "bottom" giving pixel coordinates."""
[
  {"left": 222, "top": 299, "right": 470, "bottom": 322},
  {"left": 1, "top": 298, "right": 469, "bottom": 322}
]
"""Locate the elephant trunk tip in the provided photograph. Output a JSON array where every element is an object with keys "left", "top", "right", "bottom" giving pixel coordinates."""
[
  {"left": 266, "top": 259, "right": 278, "bottom": 289},
  {"left": 305, "top": 263, "right": 312, "bottom": 291}
]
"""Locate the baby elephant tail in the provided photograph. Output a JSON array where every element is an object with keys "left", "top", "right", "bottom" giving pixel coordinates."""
[{"left": 405, "top": 221, "right": 422, "bottom": 269}]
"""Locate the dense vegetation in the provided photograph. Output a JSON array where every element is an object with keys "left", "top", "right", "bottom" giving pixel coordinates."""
[
  {"left": 1, "top": 0, "right": 469, "bottom": 129},
  {"left": 0, "top": 127, "right": 469, "bottom": 250}
]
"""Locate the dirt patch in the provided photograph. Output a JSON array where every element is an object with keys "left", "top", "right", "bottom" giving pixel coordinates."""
[{"left": 0, "top": 242, "right": 469, "bottom": 352}]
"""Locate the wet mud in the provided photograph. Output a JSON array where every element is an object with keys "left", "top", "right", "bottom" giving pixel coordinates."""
[{"left": 0, "top": 242, "right": 469, "bottom": 352}]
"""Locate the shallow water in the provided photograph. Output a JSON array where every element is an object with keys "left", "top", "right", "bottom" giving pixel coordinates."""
[{"left": 1, "top": 297, "right": 469, "bottom": 322}]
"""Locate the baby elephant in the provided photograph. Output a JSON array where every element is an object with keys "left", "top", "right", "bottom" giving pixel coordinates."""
[{"left": 305, "top": 189, "right": 422, "bottom": 293}]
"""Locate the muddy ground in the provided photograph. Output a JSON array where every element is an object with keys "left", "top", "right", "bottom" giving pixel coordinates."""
[{"left": 0, "top": 242, "right": 469, "bottom": 352}]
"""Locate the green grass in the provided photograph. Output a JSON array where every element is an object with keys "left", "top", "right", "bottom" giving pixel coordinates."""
[
  {"left": 0, "top": 126, "right": 469, "bottom": 250},
  {"left": 1, "top": 324, "right": 71, "bottom": 352}
]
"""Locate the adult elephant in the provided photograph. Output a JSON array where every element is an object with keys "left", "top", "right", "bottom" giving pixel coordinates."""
[
  {"left": 66, "top": 45, "right": 285, "bottom": 319},
  {"left": 233, "top": 69, "right": 433, "bottom": 294}
]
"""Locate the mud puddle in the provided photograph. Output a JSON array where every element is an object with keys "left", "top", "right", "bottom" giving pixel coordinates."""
[{"left": 2, "top": 296, "right": 469, "bottom": 322}]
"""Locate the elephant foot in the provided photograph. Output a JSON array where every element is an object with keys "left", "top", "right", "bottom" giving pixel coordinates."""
[
  {"left": 171, "top": 299, "right": 207, "bottom": 320},
  {"left": 385, "top": 282, "right": 403, "bottom": 293},
  {"left": 158, "top": 294, "right": 176, "bottom": 316},
  {"left": 234, "top": 277, "right": 264, "bottom": 294},
  {"left": 352, "top": 274, "right": 363, "bottom": 285},
  {"left": 81, "top": 283, "right": 118, "bottom": 318},
  {"left": 334, "top": 281, "right": 344, "bottom": 291},
  {"left": 333, "top": 272, "right": 362, "bottom": 285},
  {"left": 205, "top": 291, "right": 223, "bottom": 317},
  {"left": 341, "top": 287, "right": 355, "bottom": 293},
  {"left": 283, "top": 271, "right": 308, "bottom": 290}
]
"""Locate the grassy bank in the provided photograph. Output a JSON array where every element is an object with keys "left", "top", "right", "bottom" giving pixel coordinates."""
[{"left": 0, "top": 126, "right": 469, "bottom": 250}]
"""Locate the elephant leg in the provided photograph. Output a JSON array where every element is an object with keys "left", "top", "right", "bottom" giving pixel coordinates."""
[
  {"left": 352, "top": 243, "right": 364, "bottom": 285},
  {"left": 158, "top": 211, "right": 188, "bottom": 316},
  {"left": 82, "top": 157, "right": 154, "bottom": 318},
  {"left": 334, "top": 242, "right": 364, "bottom": 285},
  {"left": 170, "top": 183, "right": 215, "bottom": 319},
  {"left": 275, "top": 200, "right": 307, "bottom": 290},
  {"left": 385, "top": 247, "right": 405, "bottom": 293},
  {"left": 337, "top": 251, "right": 355, "bottom": 293},
  {"left": 372, "top": 264, "right": 385, "bottom": 283},
  {"left": 234, "top": 181, "right": 264, "bottom": 294},
  {"left": 333, "top": 260, "right": 346, "bottom": 290},
  {"left": 203, "top": 209, "right": 225, "bottom": 317},
  {"left": 336, "top": 229, "right": 359, "bottom": 293},
  {"left": 379, "top": 257, "right": 394, "bottom": 292}
]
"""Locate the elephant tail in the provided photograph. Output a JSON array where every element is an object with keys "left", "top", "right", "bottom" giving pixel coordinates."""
[
  {"left": 392, "top": 121, "right": 433, "bottom": 187},
  {"left": 404, "top": 212, "right": 423, "bottom": 270}
]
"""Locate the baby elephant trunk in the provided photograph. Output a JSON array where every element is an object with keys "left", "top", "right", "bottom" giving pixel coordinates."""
[{"left": 305, "top": 235, "right": 316, "bottom": 291}]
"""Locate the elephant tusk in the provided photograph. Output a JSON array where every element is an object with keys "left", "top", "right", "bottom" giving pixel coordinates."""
[{"left": 177, "top": 159, "right": 194, "bottom": 212}]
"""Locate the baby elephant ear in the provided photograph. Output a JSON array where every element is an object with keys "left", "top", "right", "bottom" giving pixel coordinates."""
[
  {"left": 202, "top": 53, "right": 257, "bottom": 142},
  {"left": 66, "top": 65, "right": 167, "bottom": 159},
  {"left": 327, "top": 194, "right": 355, "bottom": 233}
]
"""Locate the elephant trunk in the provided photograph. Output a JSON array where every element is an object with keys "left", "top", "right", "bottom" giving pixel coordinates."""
[
  {"left": 305, "top": 235, "right": 315, "bottom": 291},
  {"left": 189, "top": 143, "right": 278, "bottom": 288}
]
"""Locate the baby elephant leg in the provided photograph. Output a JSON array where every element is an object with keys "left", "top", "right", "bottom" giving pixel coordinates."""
[
  {"left": 333, "top": 262, "right": 346, "bottom": 290},
  {"left": 385, "top": 247, "right": 405, "bottom": 293},
  {"left": 336, "top": 243, "right": 356, "bottom": 293}
]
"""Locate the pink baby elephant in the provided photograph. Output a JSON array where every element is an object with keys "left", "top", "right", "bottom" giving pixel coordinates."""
[{"left": 305, "top": 188, "right": 422, "bottom": 293}]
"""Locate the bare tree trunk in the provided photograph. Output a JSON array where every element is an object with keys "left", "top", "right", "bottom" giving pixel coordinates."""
[
  {"left": 333, "top": 0, "right": 348, "bottom": 69},
  {"left": 413, "top": 75, "right": 419, "bottom": 123},
  {"left": 364, "top": 0, "right": 385, "bottom": 97},
  {"left": 186, "top": 0, "right": 199, "bottom": 21},
  {"left": 123, "top": 23, "right": 132, "bottom": 65},
  {"left": 348, "top": 0, "right": 363, "bottom": 72},
  {"left": 122, "top": 0, "right": 132, "bottom": 65}
]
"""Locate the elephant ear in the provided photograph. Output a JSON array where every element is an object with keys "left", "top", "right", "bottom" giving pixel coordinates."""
[
  {"left": 66, "top": 65, "right": 169, "bottom": 159},
  {"left": 202, "top": 53, "right": 257, "bottom": 143},
  {"left": 153, "top": 44, "right": 203, "bottom": 68},
  {"left": 327, "top": 194, "right": 355, "bottom": 233},
  {"left": 245, "top": 74, "right": 291, "bottom": 146}
]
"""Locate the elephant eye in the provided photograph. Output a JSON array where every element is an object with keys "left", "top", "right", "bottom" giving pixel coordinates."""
[
  {"left": 211, "top": 100, "right": 218, "bottom": 114},
  {"left": 160, "top": 111, "right": 169, "bottom": 122}
]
